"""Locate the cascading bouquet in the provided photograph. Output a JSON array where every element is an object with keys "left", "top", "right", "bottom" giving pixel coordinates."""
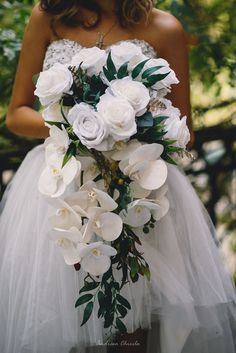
[{"left": 34, "top": 41, "right": 190, "bottom": 338}]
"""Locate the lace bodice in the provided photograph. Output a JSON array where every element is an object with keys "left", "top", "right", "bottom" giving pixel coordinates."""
[{"left": 43, "top": 38, "right": 157, "bottom": 71}]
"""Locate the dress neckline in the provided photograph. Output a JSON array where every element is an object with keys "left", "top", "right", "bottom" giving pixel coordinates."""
[{"left": 46, "top": 38, "right": 157, "bottom": 56}]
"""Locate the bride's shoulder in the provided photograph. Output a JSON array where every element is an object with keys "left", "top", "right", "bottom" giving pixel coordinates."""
[
  {"left": 27, "top": 4, "right": 53, "bottom": 42},
  {"left": 147, "top": 8, "right": 186, "bottom": 54}
]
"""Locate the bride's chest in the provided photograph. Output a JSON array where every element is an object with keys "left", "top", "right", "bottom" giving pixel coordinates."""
[{"left": 43, "top": 39, "right": 157, "bottom": 71}]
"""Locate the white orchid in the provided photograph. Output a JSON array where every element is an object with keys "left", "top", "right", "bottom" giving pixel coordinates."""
[
  {"left": 109, "top": 139, "right": 142, "bottom": 161},
  {"left": 44, "top": 125, "right": 70, "bottom": 159},
  {"left": 120, "top": 184, "right": 170, "bottom": 227},
  {"left": 152, "top": 184, "right": 170, "bottom": 221},
  {"left": 38, "top": 153, "right": 80, "bottom": 198},
  {"left": 65, "top": 181, "right": 118, "bottom": 214},
  {"left": 120, "top": 199, "right": 162, "bottom": 227},
  {"left": 119, "top": 143, "right": 167, "bottom": 191},
  {"left": 78, "top": 157, "right": 100, "bottom": 185},
  {"left": 49, "top": 197, "right": 83, "bottom": 230},
  {"left": 42, "top": 102, "right": 68, "bottom": 127},
  {"left": 82, "top": 207, "right": 123, "bottom": 243},
  {"left": 76, "top": 241, "right": 117, "bottom": 276},
  {"left": 48, "top": 227, "right": 83, "bottom": 265}
]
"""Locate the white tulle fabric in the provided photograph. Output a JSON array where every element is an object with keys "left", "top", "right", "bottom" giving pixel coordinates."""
[{"left": 0, "top": 39, "right": 236, "bottom": 353}]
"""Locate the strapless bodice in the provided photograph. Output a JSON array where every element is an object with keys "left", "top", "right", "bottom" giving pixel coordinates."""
[{"left": 43, "top": 38, "right": 157, "bottom": 71}]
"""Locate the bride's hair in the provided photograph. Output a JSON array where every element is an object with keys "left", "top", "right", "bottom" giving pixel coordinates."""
[{"left": 39, "top": 0, "right": 154, "bottom": 28}]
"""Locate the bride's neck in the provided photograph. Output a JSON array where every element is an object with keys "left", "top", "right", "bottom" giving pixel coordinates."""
[{"left": 96, "top": 0, "right": 116, "bottom": 17}]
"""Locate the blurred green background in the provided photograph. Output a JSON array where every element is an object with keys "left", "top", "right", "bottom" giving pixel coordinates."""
[{"left": 0, "top": 0, "right": 235, "bottom": 279}]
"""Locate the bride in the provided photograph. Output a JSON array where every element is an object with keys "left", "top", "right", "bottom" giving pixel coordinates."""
[{"left": 1, "top": 1, "right": 235, "bottom": 353}]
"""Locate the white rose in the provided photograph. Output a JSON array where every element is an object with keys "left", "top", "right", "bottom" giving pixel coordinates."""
[
  {"left": 42, "top": 102, "right": 69, "bottom": 127},
  {"left": 67, "top": 103, "right": 111, "bottom": 151},
  {"left": 108, "top": 77, "right": 150, "bottom": 117},
  {"left": 34, "top": 63, "right": 73, "bottom": 106},
  {"left": 164, "top": 116, "right": 190, "bottom": 148},
  {"left": 142, "top": 58, "right": 179, "bottom": 96},
  {"left": 71, "top": 47, "right": 107, "bottom": 76},
  {"left": 150, "top": 97, "right": 181, "bottom": 119},
  {"left": 110, "top": 42, "right": 147, "bottom": 70},
  {"left": 96, "top": 93, "right": 136, "bottom": 141}
]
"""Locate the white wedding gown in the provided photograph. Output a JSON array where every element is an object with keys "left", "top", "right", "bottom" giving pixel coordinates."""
[{"left": 0, "top": 39, "right": 235, "bottom": 353}]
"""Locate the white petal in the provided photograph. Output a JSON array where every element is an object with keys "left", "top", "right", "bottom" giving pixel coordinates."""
[
  {"left": 111, "top": 140, "right": 142, "bottom": 161},
  {"left": 49, "top": 125, "right": 69, "bottom": 148},
  {"left": 80, "top": 180, "right": 97, "bottom": 191},
  {"left": 129, "top": 143, "right": 164, "bottom": 165},
  {"left": 130, "top": 181, "right": 151, "bottom": 198},
  {"left": 49, "top": 211, "right": 81, "bottom": 230},
  {"left": 120, "top": 206, "right": 151, "bottom": 227},
  {"left": 152, "top": 196, "right": 170, "bottom": 221},
  {"left": 96, "top": 212, "right": 123, "bottom": 241},
  {"left": 81, "top": 220, "right": 95, "bottom": 243},
  {"left": 65, "top": 191, "right": 94, "bottom": 213},
  {"left": 99, "top": 244, "right": 117, "bottom": 256},
  {"left": 81, "top": 253, "right": 111, "bottom": 276},
  {"left": 131, "top": 160, "right": 167, "bottom": 190},
  {"left": 62, "top": 157, "right": 80, "bottom": 185},
  {"left": 51, "top": 181, "right": 66, "bottom": 198},
  {"left": 77, "top": 241, "right": 103, "bottom": 258},
  {"left": 38, "top": 167, "right": 58, "bottom": 196},
  {"left": 60, "top": 241, "right": 81, "bottom": 265},
  {"left": 48, "top": 227, "right": 83, "bottom": 243},
  {"left": 93, "top": 188, "right": 118, "bottom": 211}
]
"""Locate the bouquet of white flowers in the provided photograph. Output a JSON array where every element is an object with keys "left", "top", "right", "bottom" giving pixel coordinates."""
[{"left": 34, "top": 41, "right": 190, "bottom": 338}]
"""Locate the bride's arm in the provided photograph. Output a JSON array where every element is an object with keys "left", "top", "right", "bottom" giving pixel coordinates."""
[
  {"left": 6, "top": 5, "right": 52, "bottom": 138},
  {"left": 151, "top": 11, "right": 195, "bottom": 148}
]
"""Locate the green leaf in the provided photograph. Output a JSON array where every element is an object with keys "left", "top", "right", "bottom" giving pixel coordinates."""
[
  {"left": 79, "top": 282, "right": 99, "bottom": 294},
  {"left": 117, "top": 61, "right": 129, "bottom": 78},
  {"left": 116, "top": 318, "right": 127, "bottom": 333},
  {"left": 44, "top": 121, "right": 68, "bottom": 128},
  {"left": 153, "top": 115, "right": 169, "bottom": 125},
  {"left": 145, "top": 72, "right": 170, "bottom": 87},
  {"left": 75, "top": 293, "right": 93, "bottom": 307},
  {"left": 141, "top": 65, "right": 164, "bottom": 79},
  {"left": 137, "top": 112, "right": 154, "bottom": 127},
  {"left": 142, "top": 265, "right": 151, "bottom": 281},
  {"left": 106, "top": 51, "right": 117, "bottom": 76},
  {"left": 117, "top": 304, "right": 128, "bottom": 318},
  {"left": 160, "top": 139, "right": 177, "bottom": 146},
  {"left": 81, "top": 301, "right": 94, "bottom": 326},
  {"left": 32, "top": 73, "right": 39, "bottom": 85},
  {"left": 104, "top": 312, "right": 115, "bottom": 328},
  {"left": 101, "top": 267, "right": 112, "bottom": 284},
  {"left": 98, "top": 290, "right": 106, "bottom": 307},
  {"left": 131, "top": 58, "right": 149, "bottom": 79},
  {"left": 116, "top": 294, "right": 131, "bottom": 310},
  {"left": 62, "top": 142, "right": 76, "bottom": 168},
  {"left": 129, "top": 257, "right": 139, "bottom": 279},
  {"left": 163, "top": 154, "right": 178, "bottom": 165},
  {"left": 103, "top": 66, "right": 115, "bottom": 82}
]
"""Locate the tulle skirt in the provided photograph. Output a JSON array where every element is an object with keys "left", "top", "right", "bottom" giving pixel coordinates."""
[{"left": 0, "top": 144, "right": 235, "bottom": 353}]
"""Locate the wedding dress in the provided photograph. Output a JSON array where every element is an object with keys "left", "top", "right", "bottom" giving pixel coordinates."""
[{"left": 0, "top": 39, "right": 235, "bottom": 353}]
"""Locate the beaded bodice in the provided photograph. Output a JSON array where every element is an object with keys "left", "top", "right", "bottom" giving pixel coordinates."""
[{"left": 43, "top": 38, "right": 157, "bottom": 71}]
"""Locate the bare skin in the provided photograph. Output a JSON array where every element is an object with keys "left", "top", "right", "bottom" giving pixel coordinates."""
[{"left": 6, "top": 2, "right": 194, "bottom": 351}]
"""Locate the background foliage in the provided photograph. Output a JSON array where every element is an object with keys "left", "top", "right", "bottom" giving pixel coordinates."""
[{"left": 0, "top": 0, "right": 235, "bottom": 277}]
